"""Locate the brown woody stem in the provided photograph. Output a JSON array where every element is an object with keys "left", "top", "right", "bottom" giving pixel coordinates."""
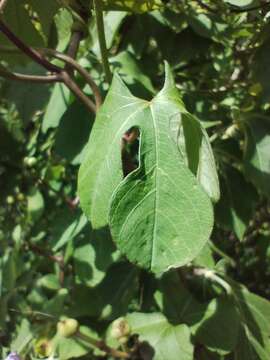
[
  {"left": 40, "top": 48, "right": 102, "bottom": 109},
  {"left": 0, "top": 67, "right": 61, "bottom": 83},
  {"left": 60, "top": 70, "right": 96, "bottom": 113},
  {"left": 26, "top": 243, "right": 64, "bottom": 267},
  {"left": 65, "top": 30, "right": 83, "bottom": 74},
  {"left": 0, "top": 13, "right": 101, "bottom": 114}
]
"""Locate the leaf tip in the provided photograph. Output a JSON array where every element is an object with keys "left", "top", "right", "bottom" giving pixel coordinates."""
[{"left": 162, "top": 61, "right": 175, "bottom": 90}]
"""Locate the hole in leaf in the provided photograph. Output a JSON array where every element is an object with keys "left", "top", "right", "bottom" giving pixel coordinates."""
[{"left": 121, "top": 126, "right": 140, "bottom": 177}]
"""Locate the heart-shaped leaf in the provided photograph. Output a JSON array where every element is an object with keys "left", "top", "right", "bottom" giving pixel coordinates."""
[{"left": 78, "top": 64, "right": 214, "bottom": 273}]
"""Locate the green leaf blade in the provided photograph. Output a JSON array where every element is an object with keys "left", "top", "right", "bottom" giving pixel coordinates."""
[
  {"left": 126, "top": 312, "right": 194, "bottom": 360},
  {"left": 244, "top": 118, "right": 270, "bottom": 198},
  {"left": 79, "top": 65, "right": 214, "bottom": 274},
  {"left": 78, "top": 74, "right": 146, "bottom": 228}
]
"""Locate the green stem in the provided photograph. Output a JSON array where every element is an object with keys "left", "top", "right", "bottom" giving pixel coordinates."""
[
  {"left": 75, "top": 331, "right": 130, "bottom": 359},
  {"left": 93, "top": 0, "right": 112, "bottom": 84}
]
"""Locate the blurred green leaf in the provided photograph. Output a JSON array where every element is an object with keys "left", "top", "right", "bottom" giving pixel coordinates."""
[
  {"left": 54, "top": 101, "right": 94, "bottom": 165},
  {"left": 42, "top": 83, "right": 71, "bottom": 133},
  {"left": 215, "top": 167, "right": 257, "bottom": 240},
  {"left": 27, "top": 188, "right": 44, "bottom": 222},
  {"left": 127, "top": 312, "right": 194, "bottom": 360},
  {"left": 244, "top": 118, "right": 270, "bottom": 198}
]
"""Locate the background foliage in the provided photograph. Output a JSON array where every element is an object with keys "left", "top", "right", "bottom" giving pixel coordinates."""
[{"left": 1, "top": 0, "right": 270, "bottom": 359}]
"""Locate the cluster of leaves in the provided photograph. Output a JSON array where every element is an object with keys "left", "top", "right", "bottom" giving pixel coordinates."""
[{"left": 1, "top": 0, "right": 270, "bottom": 359}]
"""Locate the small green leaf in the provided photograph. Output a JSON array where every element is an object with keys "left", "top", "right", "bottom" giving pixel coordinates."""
[
  {"left": 244, "top": 118, "right": 270, "bottom": 198},
  {"left": 27, "top": 188, "right": 44, "bottom": 222},
  {"left": 54, "top": 8, "right": 73, "bottom": 52},
  {"left": 38, "top": 274, "right": 60, "bottom": 291},
  {"left": 11, "top": 319, "right": 33, "bottom": 353},
  {"left": 126, "top": 312, "right": 193, "bottom": 360},
  {"left": 52, "top": 212, "right": 88, "bottom": 252}
]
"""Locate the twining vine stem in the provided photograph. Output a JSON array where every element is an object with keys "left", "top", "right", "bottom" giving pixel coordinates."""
[
  {"left": 65, "top": 30, "right": 83, "bottom": 75},
  {"left": 40, "top": 48, "right": 103, "bottom": 108},
  {"left": 0, "top": 68, "right": 60, "bottom": 83},
  {"left": 93, "top": 0, "right": 112, "bottom": 83},
  {"left": 0, "top": 18, "right": 102, "bottom": 113},
  {"left": 0, "top": 18, "right": 61, "bottom": 73}
]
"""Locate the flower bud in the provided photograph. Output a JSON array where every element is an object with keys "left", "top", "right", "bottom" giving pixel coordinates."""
[
  {"left": 110, "top": 317, "right": 131, "bottom": 340},
  {"left": 57, "top": 318, "right": 79, "bottom": 338},
  {"left": 6, "top": 195, "right": 15, "bottom": 205},
  {"left": 34, "top": 338, "right": 53, "bottom": 357},
  {"left": 23, "top": 156, "right": 37, "bottom": 167}
]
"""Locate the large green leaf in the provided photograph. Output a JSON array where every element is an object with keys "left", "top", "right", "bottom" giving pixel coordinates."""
[
  {"left": 79, "top": 64, "right": 214, "bottom": 274},
  {"left": 243, "top": 118, "right": 270, "bottom": 198},
  {"left": 126, "top": 312, "right": 193, "bottom": 360},
  {"left": 232, "top": 282, "right": 270, "bottom": 359}
]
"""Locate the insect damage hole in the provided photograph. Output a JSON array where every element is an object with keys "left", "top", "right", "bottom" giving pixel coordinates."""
[{"left": 121, "top": 126, "right": 140, "bottom": 177}]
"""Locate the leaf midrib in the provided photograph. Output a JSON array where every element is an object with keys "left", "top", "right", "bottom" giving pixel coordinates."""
[{"left": 150, "top": 104, "right": 159, "bottom": 271}]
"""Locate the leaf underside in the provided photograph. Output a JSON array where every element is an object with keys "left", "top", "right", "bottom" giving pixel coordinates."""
[{"left": 78, "top": 64, "right": 215, "bottom": 274}]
